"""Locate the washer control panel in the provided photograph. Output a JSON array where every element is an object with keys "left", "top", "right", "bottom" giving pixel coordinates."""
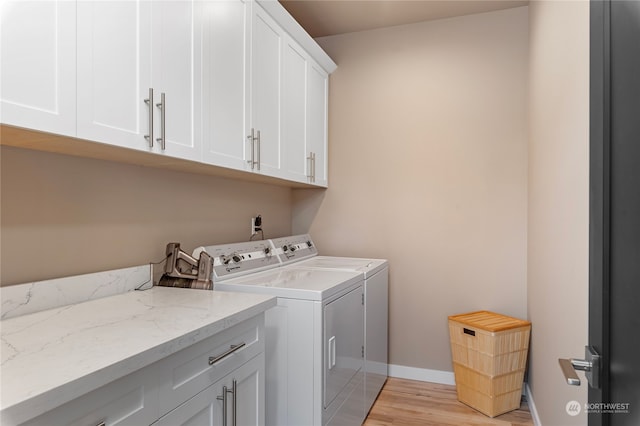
[
  {"left": 271, "top": 234, "right": 317, "bottom": 264},
  {"left": 194, "top": 240, "right": 280, "bottom": 280}
]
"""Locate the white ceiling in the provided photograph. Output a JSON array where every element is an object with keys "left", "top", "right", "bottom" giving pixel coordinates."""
[{"left": 279, "top": 0, "right": 529, "bottom": 38}]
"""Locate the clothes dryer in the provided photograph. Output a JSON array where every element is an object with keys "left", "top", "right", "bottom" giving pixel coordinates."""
[{"left": 270, "top": 234, "right": 389, "bottom": 416}]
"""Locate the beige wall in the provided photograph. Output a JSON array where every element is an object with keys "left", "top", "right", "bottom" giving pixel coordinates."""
[
  {"left": 0, "top": 146, "right": 292, "bottom": 286},
  {"left": 294, "top": 7, "right": 529, "bottom": 372},
  {"left": 528, "top": 1, "right": 589, "bottom": 424}
]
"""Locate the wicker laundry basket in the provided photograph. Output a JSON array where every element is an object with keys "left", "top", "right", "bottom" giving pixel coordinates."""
[{"left": 448, "top": 311, "right": 531, "bottom": 417}]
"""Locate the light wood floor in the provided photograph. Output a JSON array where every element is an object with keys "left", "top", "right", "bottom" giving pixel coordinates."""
[{"left": 363, "top": 378, "right": 534, "bottom": 426}]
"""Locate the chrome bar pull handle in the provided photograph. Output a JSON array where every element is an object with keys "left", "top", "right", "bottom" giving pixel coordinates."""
[
  {"left": 209, "top": 342, "right": 246, "bottom": 365},
  {"left": 156, "top": 92, "right": 166, "bottom": 150},
  {"left": 312, "top": 152, "right": 316, "bottom": 183},
  {"left": 217, "top": 385, "right": 228, "bottom": 426},
  {"left": 144, "top": 88, "right": 154, "bottom": 148},
  {"left": 247, "top": 129, "right": 260, "bottom": 171},
  {"left": 256, "top": 130, "right": 261, "bottom": 171},
  {"left": 307, "top": 153, "right": 313, "bottom": 180},
  {"left": 307, "top": 152, "right": 316, "bottom": 183},
  {"left": 230, "top": 379, "right": 237, "bottom": 426},
  {"left": 247, "top": 129, "right": 255, "bottom": 170}
]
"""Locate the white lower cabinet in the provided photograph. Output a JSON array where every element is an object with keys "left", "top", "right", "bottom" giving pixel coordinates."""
[
  {"left": 153, "top": 354, "right": 264, "bottom": 426},
  {"left": 21, "top": 366, "right": 160, "bottom": 426},
  {"left": 19, "top": 314, "right": 265, "bottom": 426}
]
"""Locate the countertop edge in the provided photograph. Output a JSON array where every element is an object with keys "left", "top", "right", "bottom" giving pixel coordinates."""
[{"left": 0, "top": 294, "right": 276, "bottom": 425}]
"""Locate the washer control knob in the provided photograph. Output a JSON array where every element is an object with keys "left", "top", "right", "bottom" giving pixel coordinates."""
[
  {"left": 221, "top": 255, "right": 231, "bottom": 265},
  {"left": 282, "top": 245, "right": 288, "bottom": 252},
  {"left": 232, "top": 255, "right": 242, "bottom": 263},
  {"left": 290, "top": 245, "right": 297, "bottom": 252},
  {"left": 306, "top": 241, "right": 313, "bottom": 248}
]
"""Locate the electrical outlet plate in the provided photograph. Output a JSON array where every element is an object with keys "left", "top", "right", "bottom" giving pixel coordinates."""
[{"left": 251, "top": 215, "right": 262, "bottom": 235}]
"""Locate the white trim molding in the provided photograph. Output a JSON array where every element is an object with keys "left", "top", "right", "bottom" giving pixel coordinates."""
[
  {"left": 525, "top": 383, "right": 542, "bottom": 426},
  {"left": 388, "top": 364, "right": 456, "bottom": 385}
]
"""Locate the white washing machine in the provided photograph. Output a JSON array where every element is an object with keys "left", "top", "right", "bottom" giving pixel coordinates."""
[
  {"left": 194, "top": 240, "right": 366, "bottom": 426},
  {"left": 269, "top": 234, "right": 389, "bottom": 416}
]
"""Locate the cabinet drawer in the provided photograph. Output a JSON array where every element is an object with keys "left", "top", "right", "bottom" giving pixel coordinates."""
[
  {"left": 21, "top": 367, "right": 159, "bottom": 426},
  {"left": 157, "top": 314, "right": 264, "bottom": 415},
  {"left": 153, "top": 353, "right": 264, "bottom": 426}
]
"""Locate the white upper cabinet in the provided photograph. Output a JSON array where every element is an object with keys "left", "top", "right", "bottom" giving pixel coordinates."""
[
  {"left": 281, "top": 36, "right": 329, "bottom": 187},
  {"left": 3, "top": 0, "right": 335, "bottom": 187},
  {"left": 0, "top": 0, "right": 76, "bottom": 137},
  {"left": 201, "top": 0, "right": 251, "bottom": 170},
  {"left": 77, "top": 0, "right": 200, "bottom": 161},
  {"left": 76, "top": 1, "right": 152, "bottom": 150},
  {"left": 250, "top": 2, "right": 332, "bottom": 187},
  {"left": 281, "top": 36, "right": 309, "bottom": 183},
  {"left": 306, "top": 62, "right": 329, "bottom": 187},
  {"left": 151, "top": 0, "right": 201, "bottom": 161},
  {"left": 250, "top": 3, "right": 284, "bottom": 176}
]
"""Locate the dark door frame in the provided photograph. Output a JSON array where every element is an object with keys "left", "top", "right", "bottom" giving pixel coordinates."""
[
  {"left": 589, "top": 0, "right": 609, "bottom": 424},
  {"left": 589, "top": 1, "right": 640, "bottom": 425}
]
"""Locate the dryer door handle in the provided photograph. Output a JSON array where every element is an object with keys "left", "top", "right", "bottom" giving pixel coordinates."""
[{"left": 328, "top": 336, "right": 336, "bottom": 369}]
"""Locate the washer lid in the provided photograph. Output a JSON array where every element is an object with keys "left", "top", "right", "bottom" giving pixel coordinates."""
[
  {"left": 215, "top": 267, "right": 363, "bottom": 301},
  {"left": 295, "top": 256, "right": 388, "bottom": 278}
]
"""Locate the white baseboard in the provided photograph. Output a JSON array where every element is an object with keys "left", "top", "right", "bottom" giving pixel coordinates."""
[
  {"left": 525, "top": 383, "right": 542, "bottom": 426},
  {"left": 388, "top": 364, "right": 456, "bottom": 385}
]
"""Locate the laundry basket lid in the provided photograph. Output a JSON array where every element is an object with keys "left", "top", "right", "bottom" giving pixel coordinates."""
[{"left": 448, "top": 310, "right": 530, "bottom": 332}]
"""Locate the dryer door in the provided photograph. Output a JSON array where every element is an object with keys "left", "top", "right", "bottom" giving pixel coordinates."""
[{"left": 323, "top": 284, "right": 364, "bottom": 408}]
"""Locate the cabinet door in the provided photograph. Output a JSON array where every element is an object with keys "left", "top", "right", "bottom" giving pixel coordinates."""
[
  {"left": 306, "top": 62, "right": 329, "bottom": 187},
  {"left": 231, "top": 354, "right": 264, "bottom": 426},
  {"left": 152, "top": 0, "right": 201, "bottom": 161},
  {"left": 156, "top": 313, "right": 263, "bottom": 414},
  {"left": 77, "top": 1, "right": 152, "bottom": 150},
  {"left": 281, "top": 36, "right": 308, "bottom": 183},
  {"left": 250, "top": 4, "right": 283, "bottom": 176},
  {"left": 201, "top": 0, "right": 251, "bottom": 170},
  {"left": 0, "top": 0, "right": 76, "bottom": 136},
  {"left": 153, "top": 354, "right": 264, "bottom": 426},
  {"left": 202, "top": 0, "right": 251, "bottom": 170},
  {"left": 152, "top": 385, "right": 219, "bottom": 426},
  {"left": 23, "top": 366, "right": 159, "bottom": 426}
]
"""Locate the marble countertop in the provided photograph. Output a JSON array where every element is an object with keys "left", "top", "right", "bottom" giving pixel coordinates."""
[{"left": 0, "top": 287, "right": 276, "bottom": 424}]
